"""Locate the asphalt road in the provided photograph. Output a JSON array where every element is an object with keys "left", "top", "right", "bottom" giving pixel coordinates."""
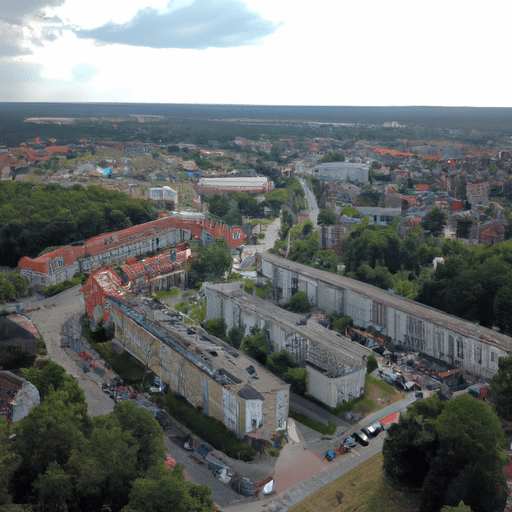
[
  {"left": 20, "top": 285, "right": 115, "bottom": 417},
  {"left": 299, "top": 178, "right": 319, "bottom": 226}
]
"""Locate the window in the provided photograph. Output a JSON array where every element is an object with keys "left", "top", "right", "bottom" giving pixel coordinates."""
[
  {"left": 473, "top": 344, "right": 482, "bottom": 365},
  {"left": 233, "top": 231, "right": 241, "bottom": 240},
  {"left": 457, "top": 338, "right": 464, "bottom": 360},
  {"left": 372, "top": 301, "right": 386, "bottom": 326}
]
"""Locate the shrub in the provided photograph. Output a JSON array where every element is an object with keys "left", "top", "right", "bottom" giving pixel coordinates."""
[
  {"left": 269, "top": 449, "right": 280, "bottom": 457},
  {"left": 367, "top": 354, "right": 379, "bottom": 373},
  {"left": 289, "top": 410, "right": 337, "bottom": 436},
  {"left": 163, "top": 392, "right": 257, "bottom": 461}
]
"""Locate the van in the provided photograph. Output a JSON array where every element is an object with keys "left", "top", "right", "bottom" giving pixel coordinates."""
[{"left": 353, "top": 429, "right": 369, "bottom": 446}]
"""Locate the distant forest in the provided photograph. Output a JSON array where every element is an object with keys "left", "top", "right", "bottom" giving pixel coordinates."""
[
  {"left": 1, "top": 103, "right": 512, "bottom": 147},
  {"left": 0, "top": 182, "right": 156, "bottom": 268}
]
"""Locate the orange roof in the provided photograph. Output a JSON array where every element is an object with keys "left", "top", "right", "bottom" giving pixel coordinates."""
[
  {"left": 451, "top": 200, "right": 465, "bottom": 211},
  {"left": 415, "top": 184, "right": 430, "bottom": 191},
  {"left": 45, "top": 146, "right": 70, "bottom": 153}
]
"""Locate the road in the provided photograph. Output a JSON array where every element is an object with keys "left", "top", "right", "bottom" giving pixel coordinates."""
[
  {"left": 299, "top": 178, "right": 319, "bottom": 226},
  {"left": 19, "top": 285, "right": 115, "bottom": 417},
  {"left": 224, "top": 392, "right": 419, "bottom": 512},
  {"left": 240, "top": 214, "right": 281, "bottom": 262}
]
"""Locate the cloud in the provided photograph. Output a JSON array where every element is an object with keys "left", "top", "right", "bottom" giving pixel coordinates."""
[
  {"left": 71, "top": 63, "right": 98, "bottom": 82},
  {"left": 75, "top": 0, "right": 279, "bottom": 49},
  {"left": 0, "top": 0, "right": 65, "bottom": 24},
  {"left": 0, "top": 21, "right": 32, "bottom": 56}
]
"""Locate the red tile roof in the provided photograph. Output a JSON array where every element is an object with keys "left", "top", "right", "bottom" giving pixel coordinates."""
[{"left": 45, "top": 146, "right": 70, "bottom": 153}]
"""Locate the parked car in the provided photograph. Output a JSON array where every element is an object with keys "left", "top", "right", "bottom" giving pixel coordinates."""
[
  {"left": 415, "top": 391, "right": 424, "bottom": 399},
  {"left": 371, "top": 421, "right": 384, "bottom": 435},
  {"left": 362, "top": 425, "right": 377, "bottom": 437},
  {"left": 343, "top": 436, "right": 357, "bottom": 448},
  {"left": 353, "top": 429, "right": 369, "bottom": 446}
]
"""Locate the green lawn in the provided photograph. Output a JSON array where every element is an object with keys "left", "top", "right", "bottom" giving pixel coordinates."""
[{"left": 289, "top": 452, "right": 420, "bottom": 512}]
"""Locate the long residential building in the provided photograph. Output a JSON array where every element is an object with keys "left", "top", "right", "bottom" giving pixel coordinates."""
[
  {"left": 19, "top": 217, "right": 245, "bottom": 287},
  {"left": 261, "top": 253, "right": 512, "bottom": 380},
  {"left": 108, "top": 297, "right": 289, "bottom": 438}
]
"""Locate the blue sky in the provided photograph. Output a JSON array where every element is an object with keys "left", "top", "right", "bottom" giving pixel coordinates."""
[{"left": 1, "top": 0, "right": 510, "bottom": 106}]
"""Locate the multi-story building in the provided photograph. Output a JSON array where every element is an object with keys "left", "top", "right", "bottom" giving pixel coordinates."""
[
  {"left": 195, "top": 177, "right": 273, "bottom": 195},
  {"left": 19, "top": 217, "right": 245, "bottom": 287},
  {"left": 108, "top": 297, "right": 289, "bottom": 438},
  {"left": 261, "top": 253, "right": 512, "bottom": 380},
  {"left": 203, "top": 282, "right": 369, "bottom": 408}
]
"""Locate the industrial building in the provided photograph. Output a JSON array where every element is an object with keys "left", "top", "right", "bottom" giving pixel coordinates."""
[
  {"left": 203, "top": 282, "right": 369, "bottom": 407},
  {"left": 196, "top": 177, "right": 273, "bottom": 195},
  {"left": 311, "top": 162, "right": 369, "bottom": 183},
  {"left": 261, "top": 253, "right": 512, "bottom": 380},
  {"left": 108, "top": 297, "right": 289, "bottom": 438}
]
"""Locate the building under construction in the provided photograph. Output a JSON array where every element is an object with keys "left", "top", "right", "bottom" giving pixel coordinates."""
[{"left": 203, "top": 282, "right": 369, "bottom": 408}]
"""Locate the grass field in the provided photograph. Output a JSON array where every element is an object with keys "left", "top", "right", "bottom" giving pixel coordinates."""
[{"left": 288, "top": 452, "right": 421, "bottom": 512}]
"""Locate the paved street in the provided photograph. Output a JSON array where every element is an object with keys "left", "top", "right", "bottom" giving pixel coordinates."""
[
  {"left": 299, "top": 178, "right": 319, "bottom": 226},
  {"left": 20, "top": 285, "right": 115, "bottom": 417}
]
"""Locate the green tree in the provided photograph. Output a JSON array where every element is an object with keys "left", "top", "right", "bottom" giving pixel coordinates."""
[
  {"left": 421, "top": 208, "right": 447, "bottom": 237},
  {"left": 33, "top": 461, "right": 73, "bottom": 512},
  {"left": 0, "top": 418, "right": 19, "bottom": 506},
  {"left": 228, "top": 326, "right": 243, "bottom": 349},
  {"left": 193, "top": 237, "right": 232, "bottom": 279},
  {"left": 490, "top": 354, "right": 512, "bottom": 420},
  {"left": 204, "top": 318, "right": 227, "bottom": 339},
  {"left": 284, "top": 291, "right": 311, "bottom": 313},
  {"left": 383, "top": 395, "right": 442, "bottom": 489},
  {"left": 267, "top": 349, "right": 295, "bottom": 377},
  {"left": 441, "top": 502, "right": 473, "bottom": 512},
  {"left": 321, "top": 152, "right": 345, "bottom": 163},
  {"left": 317, "top": 208, "right": 337, "bottom": 226},
  {"left": 240, "top": 327, "right": 270, "bottom": 366},
  {"left": 366, "top": 354, "right": 378, "bottom": 373},
  {"left": 283, "top": 367, "right": 307, "bottom": 395},
  {"left": 332, "top": 315, "right": 353, "bottom": 335},
  {"left": 493, "top": 286, "right": 512, "bottom": 334},
  {"left": 385, "top": 394, "right": 508, "bottom": 512},
  {"left": 111, "top": 401, "right": 166, "bottom": 473},
  {"left": 122, "top": 465, "right": 214, "bottom": 512}
]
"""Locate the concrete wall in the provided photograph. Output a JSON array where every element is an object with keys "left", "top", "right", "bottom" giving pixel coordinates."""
[{"left": 307, "top": 364, "right": 366, "bottom": 408}]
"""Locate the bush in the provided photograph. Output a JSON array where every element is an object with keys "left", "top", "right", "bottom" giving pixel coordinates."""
[
  {"left": 289, "top": 410, "right": 337, "bottom": 435},
  {"left": 269, "top": 448, "right": 280, "bottom": 457},
  {"left": 163, "top": 392, "right": 257, "bottom": 461},
  {"left": 44, "top": 274, "right": 87, "bottom": 297},
  {"left": 36, "top": 338, "right": 47, "bottom": 356},
  {"left": 367, "top": 354, "right": 379, "bottom": 374}
]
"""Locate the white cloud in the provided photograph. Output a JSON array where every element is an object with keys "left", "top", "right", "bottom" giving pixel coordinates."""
[{"left": 74, "top": 0, "right": 279, "bottom": 49}]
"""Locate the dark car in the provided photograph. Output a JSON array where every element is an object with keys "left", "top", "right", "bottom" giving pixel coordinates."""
[
  {"left": 371, "top": 421, "right": 384, "bottom": 435},
  {"left": 353, "top": 429, "right": 369, "bottom": 446}
]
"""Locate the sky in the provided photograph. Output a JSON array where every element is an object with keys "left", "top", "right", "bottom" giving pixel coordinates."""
[{"left": 1, "top": 0, "right": 511, "bottom": 106}]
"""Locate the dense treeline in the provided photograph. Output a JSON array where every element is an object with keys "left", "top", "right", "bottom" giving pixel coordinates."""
[
  {"left": 383, "top": 394, "right": 508, "bottom": 512},
  {"left": 276, "top": 215, "right": 512, "bottom": 334},
  {"left": 0, "top": 182, "right": 156, "bottom": 267},
  {"left": 1, "top": 360, "right": 214, "bottom": 512},
  {"left": 341, "top": 218, "right": 512, "bottom": 333}
]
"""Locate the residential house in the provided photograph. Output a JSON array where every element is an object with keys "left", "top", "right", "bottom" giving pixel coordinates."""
[{"left": 0, "top": 371, "right": 40, "bottom": 423}]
